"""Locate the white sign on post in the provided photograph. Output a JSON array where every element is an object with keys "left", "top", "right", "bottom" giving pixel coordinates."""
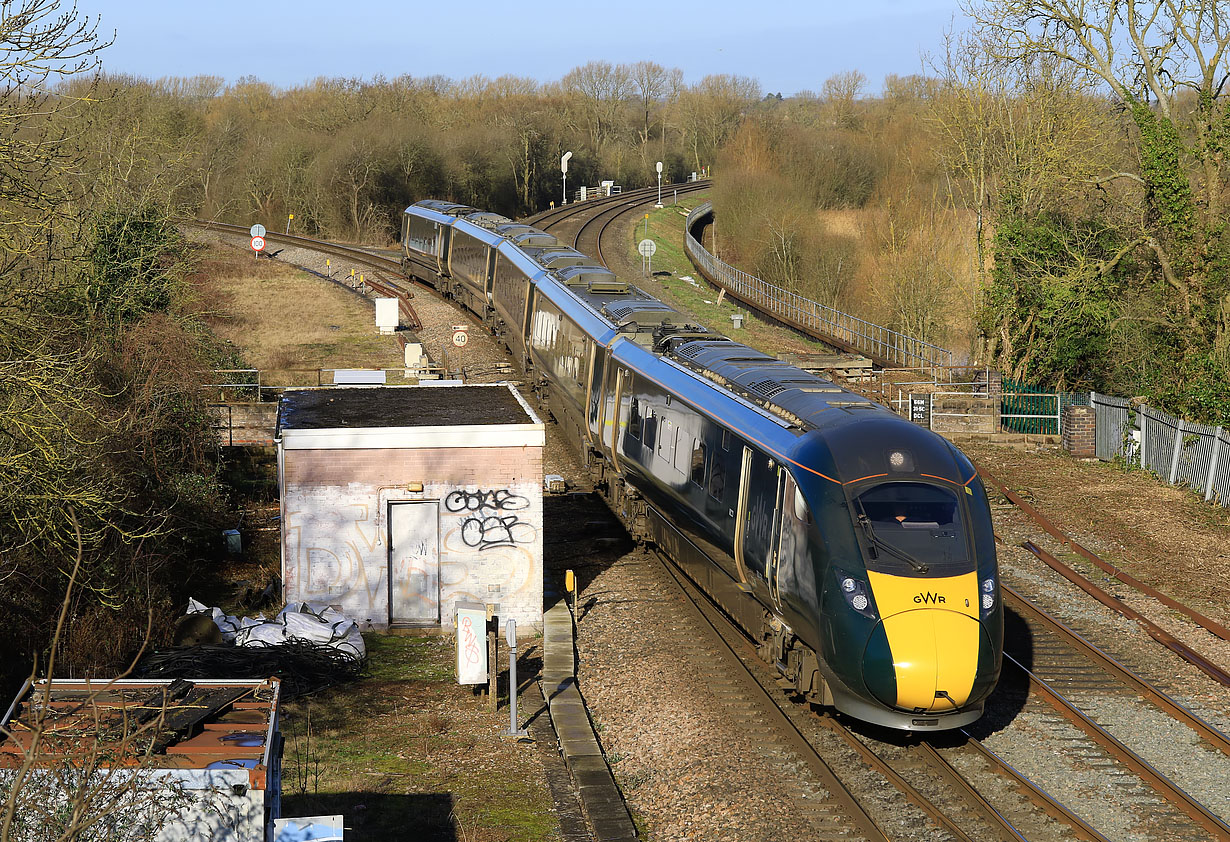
[
  {"left": 455, "top": 602, "right": 489, "bottom": 685},
  {"left": 249, "top": 223, "right": 266, "bottom": 238},
  {"left": 638, "top": 239, "right": 657, "bottom": 257},
  {"left": 452, "top": 325, "right": 469, "bottom": 347},
  {"left": 250, "top": 235, "right": 265, "bottom": 252}
]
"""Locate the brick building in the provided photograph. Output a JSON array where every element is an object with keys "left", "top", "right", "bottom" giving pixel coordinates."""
[{"left": 276, "top": 384, "right": 545, "bottom": 632}]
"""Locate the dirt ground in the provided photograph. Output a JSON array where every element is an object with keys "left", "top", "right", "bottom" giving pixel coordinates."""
[{"left": 962, "top": 441, "right": 1230, "bottom": 626}]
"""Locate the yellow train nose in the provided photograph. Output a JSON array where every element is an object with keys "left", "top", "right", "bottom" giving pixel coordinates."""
[{"left": 866, "top": 610, "right": 982, "bottom": 712}]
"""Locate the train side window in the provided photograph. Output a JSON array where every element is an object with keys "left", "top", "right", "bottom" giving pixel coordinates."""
[
  {"left": 628, "top": 398, "right": 642, "bottom": 441},
  {"left": 643, "top": 409, "right": 657, "bottom": 450},
  {"left": 673, "top": 428, "right": 689, "bottom": 474},
  {"left": 721, "top": 429, "right": 731, "bottom": 451},
  {"left": 709, "top": 456, "right": 726, "bottom": 500},
  {"left": 792, "top": 484, "right": 811, "bottom": 523},
  {"left": 690, "top": 440, "right": 707, "bottom": 487},
  {"left": 659, "top": 418, "right": 673, "bottom": 461}
]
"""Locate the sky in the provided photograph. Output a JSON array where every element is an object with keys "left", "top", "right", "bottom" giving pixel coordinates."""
[{"left": 83, "top": 1, "right": 969, "bottom": 96}]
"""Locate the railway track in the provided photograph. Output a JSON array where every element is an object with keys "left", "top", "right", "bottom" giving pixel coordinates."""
[
  {"left": 648, "top": 540, "right": 1130, "bottom": 842},
  {"left": 530, "top": 181, "right": 711, "bottom": 268}
]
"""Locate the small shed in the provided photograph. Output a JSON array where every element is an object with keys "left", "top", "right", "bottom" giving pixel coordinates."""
[
  {"left": 0, "top": 677, "right": 282, "bottom": 842},
  {"left": 276, "top": 384, "right": 545, "bottom": 632}
]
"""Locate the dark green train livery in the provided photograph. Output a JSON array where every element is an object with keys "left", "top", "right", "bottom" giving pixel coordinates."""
[{"left": 402, "top": 200, "right": 1003, "bottom": 730}]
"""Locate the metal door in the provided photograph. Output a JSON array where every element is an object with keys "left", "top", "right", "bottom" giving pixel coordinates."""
[
  {"left": 388, "top": 501, "right": 440, "bottom": 624},
  {"left": 767, "top": 470, "right": 797, "bottom": 610}
]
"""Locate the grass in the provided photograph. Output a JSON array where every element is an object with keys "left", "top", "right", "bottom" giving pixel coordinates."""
[
  {"left": 626, "top": 196, "right": 834, "bottom": 358},
  {"left": 282, "top": 634, "right": 561, "bottom": 842},
  {"left": 191, "top": 248, "right": 405, "bottom": 385}
]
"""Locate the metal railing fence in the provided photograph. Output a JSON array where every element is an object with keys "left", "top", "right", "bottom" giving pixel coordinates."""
[
  {"left": 1091, "top": 391, "right": 1230, "bottom": 505},
  {"left": 684, "top": 203, "right": 954, "bottom": 368}
]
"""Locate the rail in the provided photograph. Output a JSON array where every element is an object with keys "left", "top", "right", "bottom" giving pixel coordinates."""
[{"left": 684, "top": 202, "right": 953, "bottom": 368}]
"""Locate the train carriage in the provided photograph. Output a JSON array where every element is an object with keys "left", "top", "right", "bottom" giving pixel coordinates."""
[{"left": 401, "top": 201, "right": 1003, "bottom": 731}]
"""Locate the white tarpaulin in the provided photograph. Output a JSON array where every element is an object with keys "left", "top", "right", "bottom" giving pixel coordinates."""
[{"left": 185, "top": 599, "right": 366, "bottom": 660}]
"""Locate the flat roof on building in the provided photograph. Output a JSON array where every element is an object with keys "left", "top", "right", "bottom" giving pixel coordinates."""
[{"left": 279, "top": 384, "right": 537, "bottom": 431}]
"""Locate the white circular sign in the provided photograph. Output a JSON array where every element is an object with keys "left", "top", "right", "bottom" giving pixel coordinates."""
[
  {"left": 249, "top": 223, "right": 266, "bottom": 238},
  {"left": 251, "top": 235, "right": 266, "bottom": 252},
  {"left": 452, "top": 329, "right": 469, "bottom": 347},
  {"left": 638, "top": 238, "right": 657, "bottom": 257}
]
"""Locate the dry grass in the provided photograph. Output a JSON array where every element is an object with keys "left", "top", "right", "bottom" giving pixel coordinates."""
[{"left": 190, "top": 246, "right": 405, "bottom": 384}]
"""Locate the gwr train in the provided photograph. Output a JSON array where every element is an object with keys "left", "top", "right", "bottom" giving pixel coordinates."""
[{"left": 400, "top": 199, "right": 1003, "bottom": 731}]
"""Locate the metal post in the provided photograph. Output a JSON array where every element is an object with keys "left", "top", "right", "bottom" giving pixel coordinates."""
[
  {"left": 487, "top": 607, "right": 498, "bottom": 711},
  {"left": 505, "top": 619, "right": 528, "bottom": 738},
  {"left": 1168, "top": 419, "right": 1187, "bottom": 485},
  {"left": 1206, "top": 428, "right": 1224, "bottom": 502}
]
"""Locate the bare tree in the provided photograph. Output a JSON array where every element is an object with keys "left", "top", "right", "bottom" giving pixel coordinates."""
[
  {"left": 560, "top": 60, "right": 632, "bottom": 147},
  {"left": 965, "top": 0, "right": 1230, "bottom": 344}
]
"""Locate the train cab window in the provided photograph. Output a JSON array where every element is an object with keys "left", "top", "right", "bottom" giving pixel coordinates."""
[
  {"left": 709, "top": 456, "right": 726, "bottom": 500},
  {"left": 690, "top": 440, "right": 707, "bottom": 487},
  {"left": 643, "top": 409, "right": 657, "bottom": 450},
  {"left": 855, "top": 482, "right": 969, "bottom": 573},
  {"left": 628, "top": 398, "right": 642, "bottom": 441}
]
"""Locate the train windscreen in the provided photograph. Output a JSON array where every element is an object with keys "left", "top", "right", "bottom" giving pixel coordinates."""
[{"left": 853, "top": 482, "right": 969, "bottom": 575}]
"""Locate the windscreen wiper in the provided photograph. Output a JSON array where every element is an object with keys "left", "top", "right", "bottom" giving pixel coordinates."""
[{"left": 855, "top": 509, "right": 930, "bottom": 574}]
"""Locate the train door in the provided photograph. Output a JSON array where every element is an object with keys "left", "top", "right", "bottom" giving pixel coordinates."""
[
  {"left": 740, "top": 450, "right": 782, "bottom": 583},
  {"left": 604, "top": 367, "right": 627, "bottom": 473},
  {"left": 772, "top": 471, "right": 811, "bottom": 610},
  {"left": 766, "top": 470, "right": 798, "bottom": 610}
]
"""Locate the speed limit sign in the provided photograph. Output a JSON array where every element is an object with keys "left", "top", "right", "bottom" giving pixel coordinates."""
[
  {"left": 251, "top": 235, "right": 266, "bottom": 252},
  {"left": 452, "top": 327, "right": 469, "bottom": 348}
]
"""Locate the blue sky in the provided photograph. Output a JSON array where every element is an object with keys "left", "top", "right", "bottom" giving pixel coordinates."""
[{"left": 86, "top": 1, "right": 967, "bottom": 95}]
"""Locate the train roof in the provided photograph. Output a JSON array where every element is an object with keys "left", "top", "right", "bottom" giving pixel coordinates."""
[
  {"left": 520, "top": 245, "right": 591, "bottom": 269},
  {"left": 667, "top": 338, "right": 878, "bottom": 429},
  {"left": 411, "top": 200, "right": 476, "bottom": 217},
  {"left": 411, "top": 198, "right": 890, "bottom": 436}
]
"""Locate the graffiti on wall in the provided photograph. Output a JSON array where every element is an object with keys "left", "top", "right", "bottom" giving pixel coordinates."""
[
  {"left": 444, "top": 488, "right": 536, "bottom": 551},
  {"left": 285, "top": 481, "right": 542, "bottom": 625}
]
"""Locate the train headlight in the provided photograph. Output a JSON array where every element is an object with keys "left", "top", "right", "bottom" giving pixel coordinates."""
[
  {"left": 980, "top": 577, "right": 997, "bottom": 616},
  {"left": 834, "top": 568, "right": 877, "bottom": 619}
]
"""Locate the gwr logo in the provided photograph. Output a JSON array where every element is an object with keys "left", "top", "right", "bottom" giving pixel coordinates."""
[{"left": 914, "top": 592, "right": 946, "bottom": 604}]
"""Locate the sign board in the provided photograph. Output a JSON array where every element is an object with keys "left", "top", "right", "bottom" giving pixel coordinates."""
[
  {"left": 909, "top": 393, "right": 932, "bottom": 428},
  {"left": 333, "top": 369, "right": 386, "bottom": 386},
  {"left": 250, "top": 235, "right": 265, "bottom": 252},
  {"left": 249, "top": 223, "right": 266, "bottom": 238},
  {"left": 638, "top": 239, "right": 657, "bottom": 257},
  {"left": 656, "top": 161, "right": 663, "bottom": 174},
  {"left": 374, "top": 297, "right": 399, "bottom": 333},
  {"left": 560, "top": 151, "right": 572, "bottom": 173},
  {"left": 452, "top": 326, "right": 469, "bottom": 347},
  {"left": 455, "top": 602, "right": 489, "bottom": 685}
]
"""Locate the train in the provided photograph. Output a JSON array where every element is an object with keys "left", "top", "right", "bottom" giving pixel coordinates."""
[{"left": 399, "top": 199, "right": 1003, "bottom": 731}]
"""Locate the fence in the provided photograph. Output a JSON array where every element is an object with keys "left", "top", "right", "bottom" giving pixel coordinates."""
[
  {"left": 1091, "top": 392, "right": 1230, "bottom": 505},
  {"left": 684, "top": 203, "right": 953, "bottom": 368}
]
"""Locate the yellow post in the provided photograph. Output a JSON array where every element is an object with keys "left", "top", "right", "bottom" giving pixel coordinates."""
[{"left": 326, "top": 258, "right": 331, "bottom": 277}]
